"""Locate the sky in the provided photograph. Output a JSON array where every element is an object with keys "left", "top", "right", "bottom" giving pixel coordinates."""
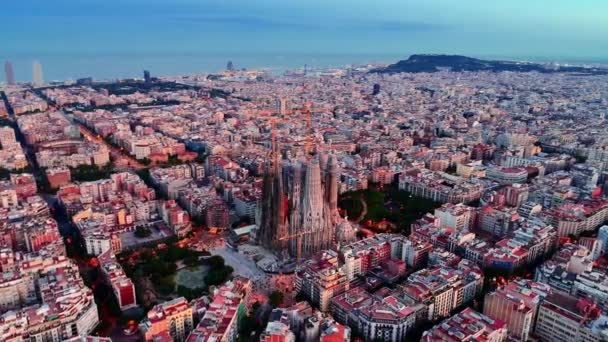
[{"left": 2, "top": 0, "right": 607, "bottom": 81}]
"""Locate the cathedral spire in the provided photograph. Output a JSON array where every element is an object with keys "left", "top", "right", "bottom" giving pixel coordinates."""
[
  {"left": 271, "top": 118, "right": 279, "bottom": 164},
  {"left": 257, "top": 119, "right": 288, "bottom": 252}
]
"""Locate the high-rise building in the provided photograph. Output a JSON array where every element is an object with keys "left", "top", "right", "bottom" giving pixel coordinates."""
[
  {"left": 227, "top": 60, "right": 234, "bottom": 71},
  {"left": 32, "top": 60, "right": 44, "bottom": 86},
  {"left": 143, "top": 70, "right": 151, "bottom": 83},
  {"left": 4, "top": 61, "right": 15, "bottom": 85}
]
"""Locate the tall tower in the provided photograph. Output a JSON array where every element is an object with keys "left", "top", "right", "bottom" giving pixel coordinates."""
[
  {"left": 257, "top": 122, "right": 288, "bottom": 253},
  {"left": 258, "top": 107, "right": 339, "bottom": 259},
  {"left": 271, "top": 125, "right": 289, "bottom": 251},
  {"left": 300, "top": 156, "right": 325, "bottom": 256},
  {"left": 32, "top": 61, "right": 44, "bottom": 86},
  {"left": 288, "top": 161, "right": 303, "bottom": 252},
  {"left": 4, "top": 61, "right": 15, "bottom": 85},
  {"left": 326, "top": 155, "right": 340, "bottom": 217}
]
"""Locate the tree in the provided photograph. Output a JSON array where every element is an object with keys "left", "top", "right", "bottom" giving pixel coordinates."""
[
  {"left": 184, "top": 255, "right": 200, "bottom": 267},
  {"left": 338, "top": 197, "right": 363, "bottom": 218},
  {"left": 204, "top": 265, "right": 233, "bottom": 286},
  {"left": 69, "top": 163, "right": 114, "bottom": 182},
  {"left": 195, "top": 152, "right": 207, "bottom": 163},
  {"left": 269, "top": 291, "right": 284, "bottom": 308},
  {"left": 135, "top": 226, "right": 152, "bottom": 238},
  {"left": 206, "top": 255, "right": 225, "bottom": 268},
  {"left": 177, "top": 285, "right": 207, "bottom": 301},
  {"left": 0, "top": 166, "right": 34, "bottom": 180},
  {"left": 167, "top": 154, "right": 181, "bottom": 165}
]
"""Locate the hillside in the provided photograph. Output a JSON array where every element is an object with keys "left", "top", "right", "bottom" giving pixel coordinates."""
[{"left": 373, "top": 54, "right": 608, "bottom": 75}]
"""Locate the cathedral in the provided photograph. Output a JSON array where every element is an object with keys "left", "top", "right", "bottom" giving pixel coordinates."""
[
  {"left": 257, "top": 148, "right": 343, "bottom": 259},
  {"left": 256, "top": 132, "right": 289, "bottom": 253}
]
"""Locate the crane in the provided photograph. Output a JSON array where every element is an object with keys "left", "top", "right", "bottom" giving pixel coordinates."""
[
  {"left": 270, "top": 117, "right": 278, "bottom": 159},
  {"left": 278, "top": 229, "right": 313, "bottom": 263},
  {"left": 302, "top": 101, "right": 315, "bottom": 158}
]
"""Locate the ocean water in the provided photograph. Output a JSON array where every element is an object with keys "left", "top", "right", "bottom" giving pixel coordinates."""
[
  {"left": 6, "top": 52, "right": 608, "bottom": 84},
  {"left": 2, "top": 1, "right": 607, "bottom": 82},
  {"left": 2, "top": 52, "right": 406, "bottom": 83}
]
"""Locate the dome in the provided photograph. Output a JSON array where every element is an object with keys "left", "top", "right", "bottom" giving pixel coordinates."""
[{"left": 335, "top": 217, "right": 357, "bottom": 244}]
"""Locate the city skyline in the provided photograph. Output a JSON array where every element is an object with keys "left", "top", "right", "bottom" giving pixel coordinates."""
[
  {"left": 2, "top": 0, "right": 608, "bottom": 82},
  {"left": 2, "top": 47, "right": 608, "bottom": 342},
  {"left": 2, "top": 2, "right": 608, "bottom": 342}
]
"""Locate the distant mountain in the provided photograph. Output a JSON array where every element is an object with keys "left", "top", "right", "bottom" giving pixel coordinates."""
[{"left": 373, "top": 54, "right": 608, "bottom": 75}]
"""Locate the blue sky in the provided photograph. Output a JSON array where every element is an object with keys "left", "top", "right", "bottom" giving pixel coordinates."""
[{"left": 1, "top": 0, "right": 607, "bottom": 81}]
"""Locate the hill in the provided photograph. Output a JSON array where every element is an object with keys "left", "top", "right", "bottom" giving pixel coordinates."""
[{"left": 373, "top": 54, "right": 608, "bottom": 75}]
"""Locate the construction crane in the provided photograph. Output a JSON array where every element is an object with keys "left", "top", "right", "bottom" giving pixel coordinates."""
[
  {"left": 278, "top": 229, "right": 313, "bottom": 263},
  {"left": 302, "top": 101, "right": 315, "bottom": 158},
  {"left": 270, "top": 118, "right": 278, "bottom": 159}
]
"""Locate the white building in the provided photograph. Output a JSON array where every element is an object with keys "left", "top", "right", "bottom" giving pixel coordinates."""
[
  {"left": 84, "top": 234, "right": 113, "bottom": 256},
  {"left": 434, "top": 203, "right": 475, "bottom": 231}
]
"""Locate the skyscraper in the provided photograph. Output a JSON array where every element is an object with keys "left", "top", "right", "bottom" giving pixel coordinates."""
[
  {"left": 143, "top": 70, "right": 151, "bottom": 83},
  {"left": 4, "top": 61, "right": 15, "bottom": 85},
  {"left": 227, "top": 61, "right": 234, "bottom": 71},
  {"left": 32, "top": 61, "right": 44, "bottom": 86}
]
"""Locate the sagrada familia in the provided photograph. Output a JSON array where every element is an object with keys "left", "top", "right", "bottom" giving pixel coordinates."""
[{"left": 256, "top": 131, "right": 354, "bottom": 259}]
